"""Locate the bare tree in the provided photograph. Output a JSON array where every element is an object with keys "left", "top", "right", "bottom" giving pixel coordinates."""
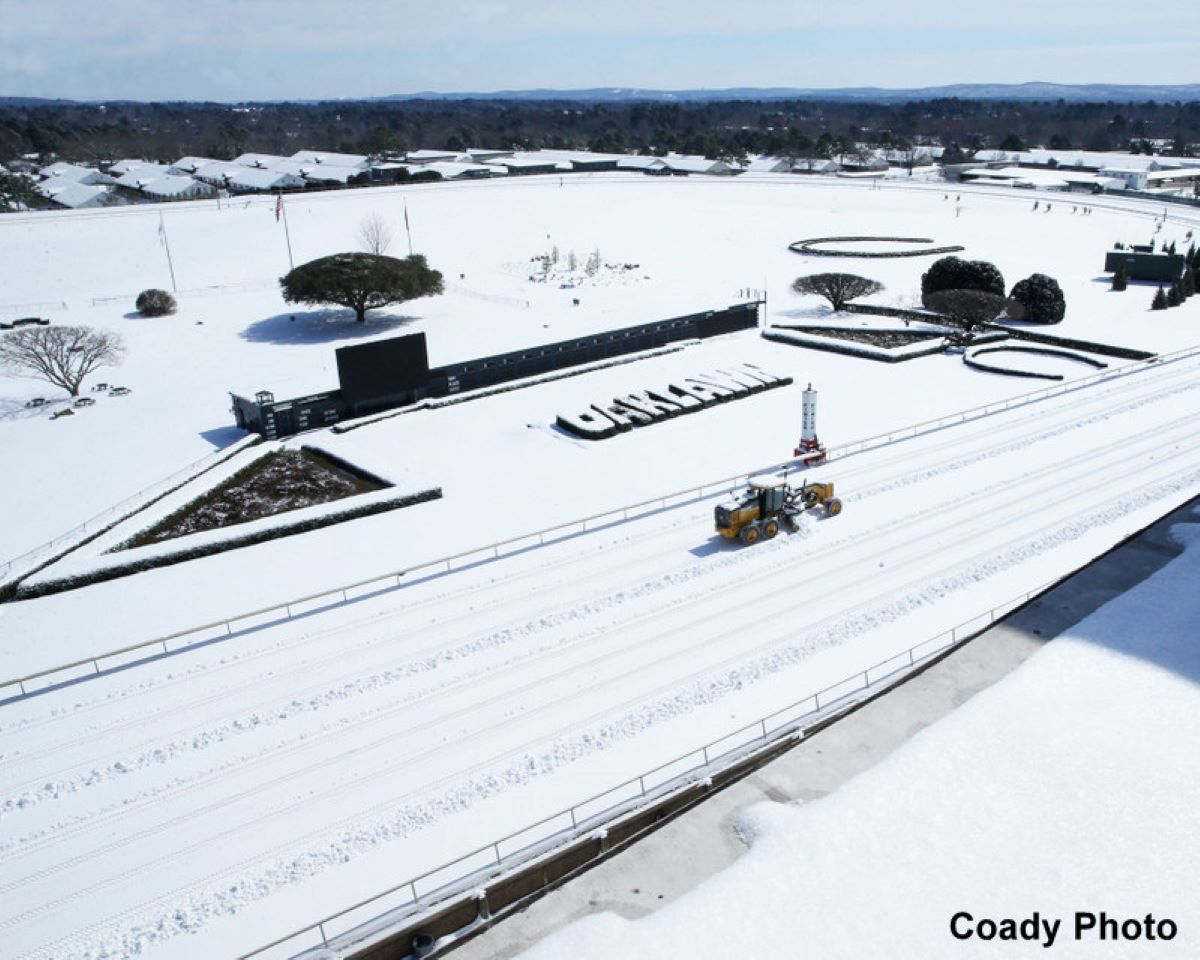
[
  {"left": 791, "top": 273, "right": 885, "bottom": 312},
  {"left": 357, "top": 212, "right": 394, "bottom": 256},
  {"left": 0, "top": 326, "right": 126, "bottom": 396},
  {"left": 894, "top": 140, "right": 925, "bottom": 176}
]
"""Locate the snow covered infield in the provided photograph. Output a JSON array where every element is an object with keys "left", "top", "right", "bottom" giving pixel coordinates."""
[{"left": 2, "top": 173, "right": 1200, "bottom": 959}]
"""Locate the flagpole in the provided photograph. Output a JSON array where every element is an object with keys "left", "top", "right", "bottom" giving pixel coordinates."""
[
  {"left": 278, "top": 193, "right": 295, "bottom": 271},
  {"left": 404, "top": 198, "right": 413, "bottom": 256},
  {"left": 158, "top": 212, "right": 178, "bottom": 293}
]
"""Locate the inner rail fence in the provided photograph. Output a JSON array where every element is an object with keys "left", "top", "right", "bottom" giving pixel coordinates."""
[
  {"left": 235, "top": 575, "right": 1058, "bottom": 960},
  {"left": 3, "top": 342, "right": 1199, "bottom": 703},
  {"left": 0, "top": 435, "right": 260, "bottom": 590}
]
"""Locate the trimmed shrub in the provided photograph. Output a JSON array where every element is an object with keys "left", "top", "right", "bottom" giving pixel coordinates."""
[
  {"left": 924, "top": 289, "right": 1008, "bottom": 330},
  {"left": 136, "top": 288, "right": 177, "bottom": 317},
  {"left": 921, "top": 256, "right": 1005, "bottom": 307},
  {"left": 1009, "top": 273, "right": 1066, "bottom": 324}
]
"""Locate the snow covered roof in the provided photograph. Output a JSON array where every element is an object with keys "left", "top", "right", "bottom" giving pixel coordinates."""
[
  {"left": 235, "top": 153, "right": 290, "bottom": 170},
  {"left": 226, "top": 168, "right": 305, "bottom": 192},
  {"left": 192, "top": 161, "right": 243, "bottom": 184},
  {"left": 974, "top": 148, "right": 1200, "bottom": 173},
  {"left": 140, "top": 175, "right": 217, "bottom": 199},
  {"left": 290, "top": 150, "right": 370, "bottom": 170},
  {"left": 168, "top": 156, "right": 219, "bottom": 175},
  {"left": 108, "top": 158, "right": 161, "bottom": 177},
  {"left": 484, "top": 156, "right": 560, "bottom": 169},
  {"left": 415, "top": 161, "right": 500, "bottom": 179},
  {"left": 405, "top": 149, "right": 466, "bottom": 164},
  {"left": 114, "top": 164, "right": 171, "bottom": 189},
  {"left": 746, "top": 156, "right": 793, "bottom": 173},
  {"left": 465, "top": 148, "right": 514, "bottom": 161},
  {"left": 1143, "top": 167, "right": 1200, "bottom": 181},
  {"left": 37, "top": 181, "right": 113, "bottom": 208},
  {"left": 659, "top": 154, "right": 734, "bottom": 174},
  {"left": 960, "top": 166, "right": 1122, "bottom": 190},
  {"left": 38, "top": 162, "right": 113, "bottom": 185},
  {"left": 299, "top": 164, "right": 363, "bottom": 184},
  {"left": 617, "top": 156, "right": 668, "bottom": 170}
]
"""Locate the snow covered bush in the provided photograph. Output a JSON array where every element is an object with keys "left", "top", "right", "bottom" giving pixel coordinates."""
[
  {"left": 136, "top": 288, "right": 177, "bottom": 317},
  {"left": 920, "top": 256, "right": 1005, "bottom": 307},
  {"left": 1008, "top": 273, "right": 1066, "bottom": 324},
  {"left": 924, "top": 289, "right": 1007, "bottom": 331}
]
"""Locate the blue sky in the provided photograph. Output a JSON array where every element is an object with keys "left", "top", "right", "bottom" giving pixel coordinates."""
[{"left": 2, "top": 0, "right": 1197, "bottom": 101}]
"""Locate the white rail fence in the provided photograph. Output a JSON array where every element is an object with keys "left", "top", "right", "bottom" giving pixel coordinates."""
[
  {"left": 89, "top": 279, "right": 278, "bottom": 307},
  {"left": 236, "top": 577, "right": 1055, "bottom": 960},
  {"left": 0, "top": 435, "right": 260, "bottom": 590},
  {"left": 0, "top": 299, "right": 68, "bottom": 318},
  {"left": 4, "top": 343, "right": 1197, "bottom": 702},
  {"left": 445, "top": 282, "right": 532, "bottom": 309}
]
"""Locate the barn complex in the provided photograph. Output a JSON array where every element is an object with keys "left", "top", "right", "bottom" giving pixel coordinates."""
[{"left": 23, "top": 141, "right": 1200, "bottom": 211}]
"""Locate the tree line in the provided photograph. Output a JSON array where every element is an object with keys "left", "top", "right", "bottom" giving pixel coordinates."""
[{"left": 4, "top": 97, "right": 1199, "bottom": 166}]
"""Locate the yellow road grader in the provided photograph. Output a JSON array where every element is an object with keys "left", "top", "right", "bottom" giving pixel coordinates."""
[{"left": 714, "top": 475, "right": 842, "bottom": 545}]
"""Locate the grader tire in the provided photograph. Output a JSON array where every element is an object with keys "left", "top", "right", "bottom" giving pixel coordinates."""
[
  {"left": 826, "top": 498, "right": 843, "bottom": 517},
  {"left": 739, "top": 523, "right": 761, "bottom": 545},
  {"left": 763, "top": 519, "right": 779, "bottom": 539}
]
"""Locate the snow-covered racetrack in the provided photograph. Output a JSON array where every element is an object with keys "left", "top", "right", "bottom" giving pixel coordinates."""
[{"left": 3, "top": 347, "right": 1200, "bottom": 960}]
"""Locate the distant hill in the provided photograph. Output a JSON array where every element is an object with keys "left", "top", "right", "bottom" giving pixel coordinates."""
[
  {"left": 379, "top": 83, "right": 1200, "bottom": 104},
  {"left": 8, "top": 84, "right": 1200, "bottom": 108}
]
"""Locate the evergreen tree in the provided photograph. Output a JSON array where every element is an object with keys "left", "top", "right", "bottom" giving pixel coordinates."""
[
  {"left": 1183, "top": 269, "right": 1196, "bottom": 299},
  {"left": 1111, "top": 260, "right": 1128, "bottom": 292},
  {"left": 280, "top": 253, "right": 443, "bottom": 323},
  {"left": 1166, "top": 282, "right": 1182, "bottom": 307},
  {"left": 1009, "top": 273, "right": 1066, "bottom": 323},
  {"left": 1152, "top": 286, "right": 1168, "bottom": 310}
]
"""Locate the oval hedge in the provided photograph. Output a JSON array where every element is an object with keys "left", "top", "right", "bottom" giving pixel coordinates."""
[
  {"left": 963, "top": 345, "right": 1107, "bottom": 381},
  {"left": 789, "top": 236, "right": 966, "bottom": 259}
]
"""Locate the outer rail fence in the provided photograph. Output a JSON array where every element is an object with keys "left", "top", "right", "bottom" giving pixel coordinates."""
[
  {"left": 3, "top": 342, "right": 1200, "bottom": 702},
  {"left": 90, "top": 279, "right": 278, "bottom": 307},
  {"left": 444, "top": 282, "right": 532, "bottom": 310},
  {"left": 0, "top": 434, "right": 260, "bottom": 590},
  {"left": 0, "top": 298, "right": 68, "bottom": 317},
  {"left": 235, "top": 576, "right": 1057, "bottom": 960}
]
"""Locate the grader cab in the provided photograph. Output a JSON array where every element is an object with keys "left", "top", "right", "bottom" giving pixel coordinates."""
[{"left": 714, "top": 476, "right": 842, "bottom": 545}]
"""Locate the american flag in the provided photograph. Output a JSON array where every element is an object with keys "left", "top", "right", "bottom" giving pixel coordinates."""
[{"left": 275, "top": 194, "right": 283, "bottom": 222}]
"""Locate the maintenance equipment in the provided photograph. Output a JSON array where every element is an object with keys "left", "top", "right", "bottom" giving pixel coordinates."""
[{"left": 714, "top": 475, "right": 842, "bottom": 544}]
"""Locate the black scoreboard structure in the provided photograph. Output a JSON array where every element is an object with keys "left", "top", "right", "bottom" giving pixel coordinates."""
[
  {"left": 336, "top": 333, "right": 432, "bottom": 415},
  {"left": 231, "top": 301, "right": 762, "bottom": 439}
]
